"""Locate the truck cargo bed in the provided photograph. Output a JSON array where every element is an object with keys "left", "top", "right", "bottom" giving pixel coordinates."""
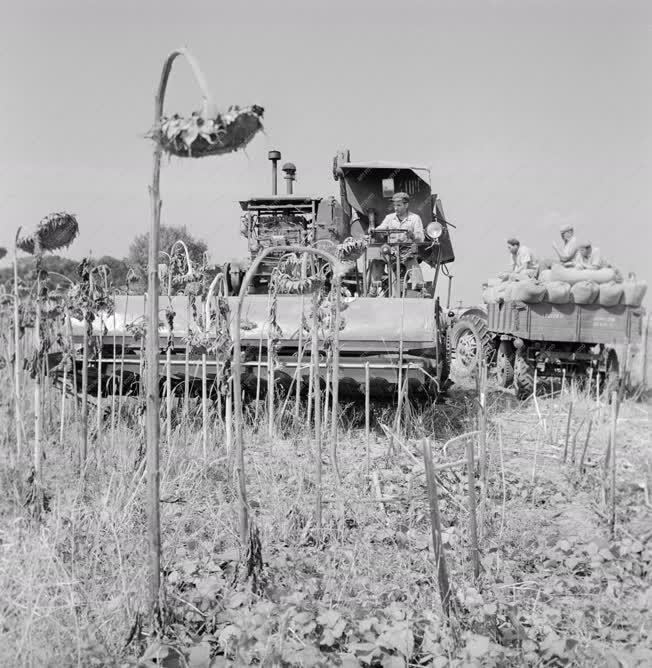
[{"left": 487, "top": 302, "right": 643, "bottom": 344}]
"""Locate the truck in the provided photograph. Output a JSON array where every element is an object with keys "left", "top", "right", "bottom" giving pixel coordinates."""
[{"left": 451, "top": 299, "right": 646, "bottom": 398}]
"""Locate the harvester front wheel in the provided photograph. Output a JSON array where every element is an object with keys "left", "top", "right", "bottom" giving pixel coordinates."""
[
  {"left": 496, "top": 341, "right": 515, "bottom": 388},
  {"left": 514, "top": 353, "right": 535, "bottom": 399},
  {"left": 451, "top": 315, "right": 494, "bottom": 372}
]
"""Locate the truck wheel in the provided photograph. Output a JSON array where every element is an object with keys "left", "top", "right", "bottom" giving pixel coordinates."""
[
  {"left": 451, "top": 315, "right": 495, "bottom": 371},
  {"left": 514, "top": 354, "right": 535, "bottom": 399},
  {"left": 496, "top": 342, "right": 515, "bottom": 388}
]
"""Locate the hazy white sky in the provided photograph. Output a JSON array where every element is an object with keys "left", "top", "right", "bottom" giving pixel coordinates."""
[{"left": 0, "top": 0, "right": 650, "bottom": 303}]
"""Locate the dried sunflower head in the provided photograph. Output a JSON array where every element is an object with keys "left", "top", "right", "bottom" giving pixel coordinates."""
[
  {"left": 155, "top": 104, "right": 264, "bottom": 158},
  {"left": 17, "top": 212, "right": 79, "bottom": 255}
]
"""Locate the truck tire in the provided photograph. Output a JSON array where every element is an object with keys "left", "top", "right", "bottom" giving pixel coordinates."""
[
  {"left": 514, "top": 354, "right": 535, "bottom": 399},
  {"left": 451, "top": 315, "right": 495, "bottom": 372},
  {"left": 496, "top": 342, "right": 515, "bottom": 388}
]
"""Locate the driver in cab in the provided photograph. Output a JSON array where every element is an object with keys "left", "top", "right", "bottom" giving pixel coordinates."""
[{"left": 368, "top": 192, "right": 424, "bottom": 295}]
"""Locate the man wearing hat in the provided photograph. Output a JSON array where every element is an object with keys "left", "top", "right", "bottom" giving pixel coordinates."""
[
  {"left": 573, "top": 241, "right": 605, "bottom": 270},
  {"left": 552, "top": 224, "right": 579, "bottom": 265},
  {"left": 368, "top": 192, "right": 425, "bottom": 294},
  {"left": 501, "top": 238, "right": 539, "bottom": 279}
]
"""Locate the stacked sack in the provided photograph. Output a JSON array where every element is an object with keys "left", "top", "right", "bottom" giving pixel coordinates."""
[
  {"left": 623, "top": 279, "right": 647, "bottom": 307},
  {"left": 482, "top": 267, "right": 647, "bottom": 306}
]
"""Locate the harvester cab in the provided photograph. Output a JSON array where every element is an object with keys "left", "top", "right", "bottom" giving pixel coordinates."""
[
  {"left": 331, "top": 149, "right": 455, "bottom": 299},
  {"left": 230, "top": 149, "right": 455, "bottom": 301}
]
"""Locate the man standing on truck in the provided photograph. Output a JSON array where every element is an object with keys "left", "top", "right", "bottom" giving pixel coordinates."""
[
  {"left": 552, "top": 224, "right": 579, "bottom": 265},
  {"left": 368, "top": 192, "right": 425, "bottom": 294},
  {"left": 500, "top": 238, "right": 539, "bottom": 279}
]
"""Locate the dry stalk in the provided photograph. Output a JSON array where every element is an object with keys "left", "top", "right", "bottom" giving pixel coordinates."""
[
  {"left": 497, "top": 423, "right": 507, "bottom": 538},
  {"left": 266, "top": 301, "right": 275, "bottom": 439},
  {"left": 465, "top": 437, "right": 480, "bottom": 580},
  {"left": 562, "top": 400, "right": 573, "bottom": 463},
  {"left": 201, "top": 353, "right": 208, "bottom": 460},
  {"left": 116, "top": 291, "right": 129, "bottom": 432},
  {"left": 254, "top": 324, "right": 264, "bottom": 425},
  {"left": 165, "top": 347, "right": 172, "bottom": 443},
  {"left": 609, "top": 391, "right": 618, "bottom": 539},
  {"left": 59, "top": 364, "right": 67, "bottom": 449},
  {"left": 232, "top": 245, "right": 341, "bottom": 548},
  {"left": 330, "top": 276, "right": 342, "bottom": 483},
  {"left": 225, "top": 377, "right": 233, "bottom": 456},
  {"left": 13, "top": 229, "right": 23, "bottom": 460},
  {"left": 570, "top": 414, "right": 587, "bottom": 464},
  {"left": 110, "top": 314, "right": 117, "bottom": 448},
  {"left": 96, "top": 323, "right": 103, "bottom": 444},
  {"left": 365, "top": 361, "right": 370, "bottom": 475},
  {"left": 422, "top": 438, "right": 454, "bottom": 618},
  {"left": 294, "top": 294, "right": 305, "bottom": 422},
  {"left": 33, "top": 239, "right": 43, "bottom": 491},
  {"left": 578, "top": 417, "right": 594, "bottom": 474},
  {"left": 80, "top": 302, "right": 89, "bottom": 470},
  {"left": 184, "top": 301, "right": 190, "bottom": 422},
  {"left": 372, "top": 471, "right": 387, "bottom": 515},
  {"left": 311, "top": 289, "right": 322, "bottom": 538}
]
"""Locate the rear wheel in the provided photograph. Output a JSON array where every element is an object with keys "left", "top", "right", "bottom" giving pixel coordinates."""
[
  {"left": 452, "top": 315, "right": 495, "bottom": 372},
  {"left": 496, "top": 342, "right": 515, "bottom": 388},
  {"left": 514, "top": 353, "right": 535, "bottom": 399}
]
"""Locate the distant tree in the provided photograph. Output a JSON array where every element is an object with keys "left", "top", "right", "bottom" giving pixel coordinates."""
[
  {"left": 0, "top": 255, "right": 79, "bottom": 289},
  {"left": 128, "top": 225, "right": 208, "bottom": 278},
  {"left": 0, "top": 254, "right": 132, "bottom": 291},
  {"left": 96, "top": 255, "right": 130, "bottom": 288}
]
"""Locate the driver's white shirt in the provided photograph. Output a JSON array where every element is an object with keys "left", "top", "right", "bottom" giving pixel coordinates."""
[{"left": 375, "top": 212, "right": 425, "bottom": 242}]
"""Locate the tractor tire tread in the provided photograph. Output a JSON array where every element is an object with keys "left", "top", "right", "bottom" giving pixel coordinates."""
[
  {"left": 451, "top": 315, "right": 495, "bottom": 369},
  {"left": 514, "top": 354, "right": 535, "bottom": 399}
]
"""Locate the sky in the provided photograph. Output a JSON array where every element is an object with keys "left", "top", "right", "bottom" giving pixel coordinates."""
[{"left": 0, "top": 0, "right": 650, "bottom": 304}]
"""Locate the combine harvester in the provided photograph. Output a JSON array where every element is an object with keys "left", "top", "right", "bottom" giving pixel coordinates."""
[{"left": 61, "top": 150, "right": 456, "bottom": 404}]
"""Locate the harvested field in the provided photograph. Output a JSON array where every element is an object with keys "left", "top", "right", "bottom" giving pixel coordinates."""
[{"left": 1, "top": 360, "right": 650, "bottom": 666}]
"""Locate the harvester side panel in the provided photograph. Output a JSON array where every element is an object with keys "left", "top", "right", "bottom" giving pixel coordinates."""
[
  {"left": 71, "top": 294, "right": 438, "bottom": 354},
  {"left": 230, "top": 295, "right": 437, "bottom": 353}
]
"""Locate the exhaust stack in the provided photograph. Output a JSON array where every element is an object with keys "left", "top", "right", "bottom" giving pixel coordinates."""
[
  {"left": 268, "top": 150, "right": 281, "bottom": 195},
  {"left": 282, "top": 162, "right": 296, "bottom": 195}
]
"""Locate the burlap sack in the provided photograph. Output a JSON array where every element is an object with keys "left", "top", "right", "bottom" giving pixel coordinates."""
[
  {"left": 545, "top": 281, "right": 571, "bottom": 304},
  {"left": 622, "top": 280, "right": 647, "bottom": 307},
  {"left": 539, "top": 269, "right": 553, "bottom": 283},
  {"left": 548, "top": 264, "right": 617, "bottom": 286},
  {"left": 511, "top": 280, "right": 546, "bottom": 304},
  {"left": 598, "top": 282, "right": 624, "bottom": 307},
  {"left": 482, "top": 286, "right": 497, "bottom": 304},
  {"left": 571, "top": 281, "right": 599, "bottom": 304}
]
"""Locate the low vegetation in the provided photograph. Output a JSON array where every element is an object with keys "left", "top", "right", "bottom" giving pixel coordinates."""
[{"left": 1, "top": 342, "right": 650, "bottom": 666}]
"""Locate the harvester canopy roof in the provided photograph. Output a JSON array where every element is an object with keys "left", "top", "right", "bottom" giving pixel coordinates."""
[
  {"left": 239, "top": 195, "right": 323, "bottom": 212},
  {"left": 340, "top": 161, "right": 431, "bottom": 177}
]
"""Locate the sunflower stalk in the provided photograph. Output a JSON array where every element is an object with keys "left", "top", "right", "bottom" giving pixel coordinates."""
[{"left": 144, "top": 47, "right": 263, "bottom": 615}]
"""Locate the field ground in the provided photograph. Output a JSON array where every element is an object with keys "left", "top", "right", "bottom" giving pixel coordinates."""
[{"left": 1, "top": 365, "right": 651, "bottom": 667}]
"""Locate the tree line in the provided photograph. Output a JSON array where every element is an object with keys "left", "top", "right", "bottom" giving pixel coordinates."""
[{"left": 0, "top": 225, "right": 211, "bottom": 291}]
